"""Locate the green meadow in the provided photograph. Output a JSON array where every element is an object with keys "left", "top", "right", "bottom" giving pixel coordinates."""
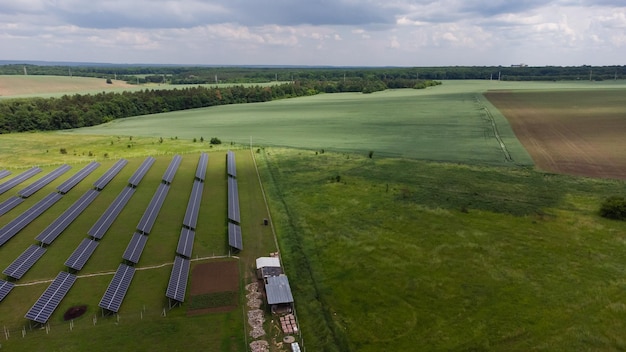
[{"left": 1, "top": 80, "right": 626, "bottom": 351}]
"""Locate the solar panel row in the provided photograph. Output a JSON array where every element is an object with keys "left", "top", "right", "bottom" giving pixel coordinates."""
[
  {"left": 0, "top": 170, "right": 10, "bottom": 180},
  {"left": 162, "top": 154, "right": 182, "bottom": 184},
  {"left": 88, "top": 186, "right": 136, "bottom": 239},
  {"left": 0, "top": 167, "right": 42, "bottom": 195},
  {"left": 18, "top": 164, "right": 71, "bottom": 198},
  {"left": 0, "top": 279, "right": 14, "bottom": 302},
  {"left": 228, "top": 222, "right": 243, "bottom": 251},
  {"left": 226, "top": 150, "right": 237, "bottom": 178},
  {"left": 128, "top": 156, "right": 156, "bottom": 186},
  {"left": 137, "top": 183, "right": 170, "bottom": 234},
  {"left": 3, "top": 245, "right": 47, "bottom": 280},
  {"left": 166, "top": 256, "right": 190, "bottom": 302},
  {"left": 36, "top": 189, "right": 100, "bottom": 245},
  {"left": 65, "top": 238, "right": 99, "bottom": 271},
  {"left": 195, "top": 153, "right": 209, "bottom": 181},
  {"left": 228, "top": 177, "right": 241, "bottom": 223},
  {"left": 176, "top": 228, "right": 195, "bottom": 258},
  {"left": 0, "top": 192, "right": 63, "bottom": 247},
  {"left": 0, "top": 196, "right": 24, "bottom": 217},
  {"left": 122, "top": 233, "right": 148, "bottom": 264},
  {"left": 93, "top": 159, "right": 128, "bottom": 190},
  {"left": 99, "top": 264, "right": 135, "bottom": 313},
  {"left": 24, "top": 272, "right": 76, "bottom": 324},
  {"left": 183, "top": 180, "right": 204, "bottom": 230},
  {"left": 57, "top": 161, "right": 100, "bottom": 194}
]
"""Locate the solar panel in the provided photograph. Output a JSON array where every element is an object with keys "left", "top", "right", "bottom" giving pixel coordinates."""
[
  {"left": 195, "top": 153, "right": 209, "bottom": 181},
  {"left": 122, "top": 232, "right": 148, "bottom": 264},
  {"left": 227, "top": 150, "right": 237, "bottom": 177},
  {"left": 128, "top": 156, "right": 155, "bottom": 187},
  {"left": 93, "top": 159, "right": 128, "bottom": 190},
  {"left": 0, "top": 170, "right": 10, "bottom": 180},
  {"left": 176, "top": 228, "right": 195, "bottom": 258},
  {"left": 88, "top": 186, "right": 135, "bottom": 239},
  {"left": 182, "top": 180, "right": 204, "bottom": 229},
  {"left": 228, "top": 177, "right": 240, "bottom": 223},
  {"left": 65, "top": 239, "right": 99, "bottom": 271},
  {"left": 166, "top": 256, "right": 190, "bottom": 302},
  {"left": 0, "top": 279, "right": 14, "bottom": 302},
  {"left": 18, "top": 164, "right": 71, "bottom": 198},
  {"left": 3, "top": 245, "right": 47, "bottom": 280},
  {"left": 0, "top": 167, "right": 42, "bottom": 195},
  {"left": 162, "top": 154, "right": 182, "bottom": 184},
  {"left": 136, "top": 183, "right": 170, "bottom": 234},
  {"left": 25, "top": 272, "right": 77, "bottom": 324},
  {"left": 0, "top": 196, "right": 24, "bottom": 217},
  {"left": 36, "top": 189, "right": 99, "bottom": 245},
  {"left": 228, "top": 222, "right": 243, "bottom": 251},
  {"left": 0, "top": 192, "right": 63, "bottom": 247},
  {"left": 57, "top": 161, "right": 100, "bottom": 194},
  {"left": 99, "top": 264, "right": 135, "bottom": 313}
]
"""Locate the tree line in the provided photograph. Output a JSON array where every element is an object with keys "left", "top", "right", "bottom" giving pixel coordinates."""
[{"left": 0, "top": 78, "right": 440, "bottom": 133}]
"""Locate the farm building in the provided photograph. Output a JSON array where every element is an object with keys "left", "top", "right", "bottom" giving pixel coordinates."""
[
  {"left": 265, "top": 274, "right": 294, "bottom": 313},
  {"left": 256, "top": 256, "right": 282, "bottom": 280}
]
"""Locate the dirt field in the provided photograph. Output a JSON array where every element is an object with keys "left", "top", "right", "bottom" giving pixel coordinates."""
[
  {"left": 485, "top": 89, "right": 626, "bottom": 180},
  {"left": 188, "top": 260, "right": 240, "bottom": 315},
  {"left": 0, "top": 75, "right": 132, "bottom": 97}
]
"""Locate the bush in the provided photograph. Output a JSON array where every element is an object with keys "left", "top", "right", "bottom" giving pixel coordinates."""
[
  {"left": 210, "top": 137, "right": 222, "bottom": 145},
  {"left": 60, "top": 148, "right": 67, "bottom": 154},
  {"left": 599, "top": 196, "right": 626, "bottom": 220}
]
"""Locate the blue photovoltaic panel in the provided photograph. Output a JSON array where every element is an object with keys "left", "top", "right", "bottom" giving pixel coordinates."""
[
  {"left": 128, "top": 156, "right": 155, "bottom": 187},
  {"left": 0, "top": 192, "right": 63, "bottom": 247},
  {"left": 3, "top": 245, "right": 47, "bottom": 280},
  {"left": 0, "top": 279, "right": 14, "bottom": 302},
  {"left": 0, "top": 167, "right": 42, "bottom": 195},
  {"left": 88, "top": 186, "right": 135, "bottom": 239},
  {"left": 226, "top": 150, "right": 236, "bottom": 177},
  {"left": 25, "top": 271, "right": 76, "bottom": 324},
  {"left": 195, "top": 153, "right": 208, "bottom": 181},
  {"left": 227, "top": 177, "right": 240, "bottom": 223},
  {"left": 166, "top": 256, "right": 190, "bottom": 302},
  {"left": 99, "top": 264, "right": 135, "bottom": 313},
  {"left": 93, "top": 159, "right": 128, "bottom": 190},
  {"left": 36, "top": 189, "right": 99, "bottom": 245},
  {"left": 228, "top": 222, "right": 243, "bottom": 251},
  {"left": 136, "top": 183, "right": 170, "bottom": 234},
  {"left": 162, "top": 154, "right": 182, "bottom": 184},
  {"left": 0, "top": 170, "right": 10, "bottom": 180},
  {"left": 176, "top": 228, "right": 195, "bottom": 258},
  {"left": 122, "top": 232, "right": 148, "bottom": 264},
  {"left": 182, "top": 180, "right": 204, "bottom": 229},
  {"left": 0, "top": 196, "right": 24, "bottom": 217},
  {"left": 18, "top": 164, "right": 71, "bottom": 198},
  {"left": 65, "top": 238, "right": 99, "bottom": 271},
  {"left": 57, "top": 161, "right": 100, "bottom": 194}
]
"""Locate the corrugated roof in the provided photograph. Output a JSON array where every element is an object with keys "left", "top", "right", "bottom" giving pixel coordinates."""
[
  {"left": 256, "top": 257, "right": 281, "bottom": 269},
  {"left": 265, "top": 275, "right": 294, "bottom": 305}
]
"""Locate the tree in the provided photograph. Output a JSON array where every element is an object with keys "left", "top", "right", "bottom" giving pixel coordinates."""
[
  {"left": 106, "top": 78, "right": 113, "bottom": 84},
  {"left": 210, "top": 137, "right": 221, "bottom": 145},
  {"left": 599, "top": 196, "right": 626, "bottom": 220}
]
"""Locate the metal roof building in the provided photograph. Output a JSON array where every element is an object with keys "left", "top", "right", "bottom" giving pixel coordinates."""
[{"left": 265, "top": 275, "right": 294, "bottom": 306}]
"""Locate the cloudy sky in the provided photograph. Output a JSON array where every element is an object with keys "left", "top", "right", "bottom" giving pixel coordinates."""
[{"left": 1, "top": 0, "right": 625, "bottom": 66}]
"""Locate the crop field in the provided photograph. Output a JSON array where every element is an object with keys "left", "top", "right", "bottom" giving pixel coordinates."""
[
  {"left": 0, "top": 150, "right": 277, "bottom": 351},
  {"left": 485, "top": 89, "right": 626, "bottom": 179},
  {"left": 0, "top": 75, "right": 133, "bottom": 98}
]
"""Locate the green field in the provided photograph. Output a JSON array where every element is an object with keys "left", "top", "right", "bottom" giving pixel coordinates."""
[{"left": 1, "top": 79, "right": 626, "bottom": 351}]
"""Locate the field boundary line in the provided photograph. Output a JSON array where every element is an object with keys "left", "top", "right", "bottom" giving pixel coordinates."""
[{"left": 476, "top": 95, "right": 513, "bottom": 162}]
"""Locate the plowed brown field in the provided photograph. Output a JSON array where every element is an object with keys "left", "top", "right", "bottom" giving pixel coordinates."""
[{"left": 485, "top": 89, "right": 626, "bottom": 179}]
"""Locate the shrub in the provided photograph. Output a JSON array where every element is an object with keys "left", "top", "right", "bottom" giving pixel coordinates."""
[
  {"left": 210, "top": 137, "right": 222, "bottom": 145},
  {"left": 60, "top": 148, "right": 67, "bottom": 154},
  {"left": 599, "top": 196, "right": 626, "bottom": 220}
]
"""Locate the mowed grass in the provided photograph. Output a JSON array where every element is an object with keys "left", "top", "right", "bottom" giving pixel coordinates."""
[
  {"left": 0, "top": 149, "right": 276, "bottom": 351},
  {"left": 258, "top": 147, "right": 626, "bottom": 351}
]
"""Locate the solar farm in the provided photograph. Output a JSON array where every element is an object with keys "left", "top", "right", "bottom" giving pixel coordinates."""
[{"left": 0, "top": 149, "right": 277, "bottom": 350}]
